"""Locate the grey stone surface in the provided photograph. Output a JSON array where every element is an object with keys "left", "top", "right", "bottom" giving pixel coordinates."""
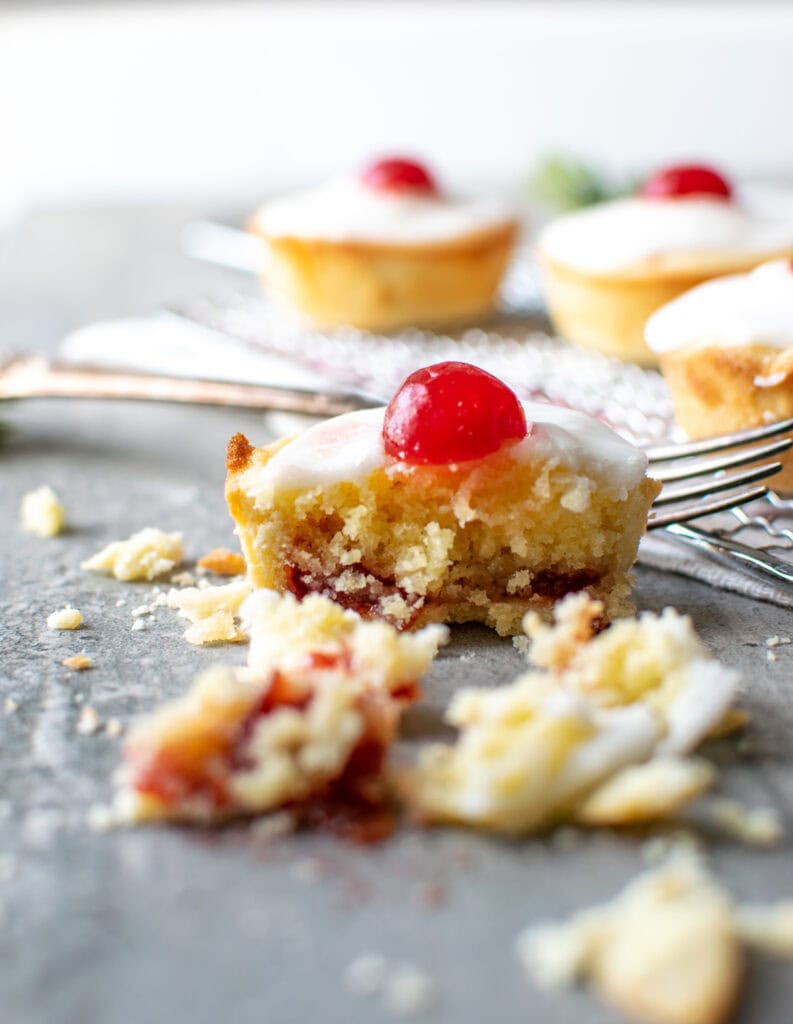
[{"left": 2, "top": 207, "right": 793, "bottom": 1024}]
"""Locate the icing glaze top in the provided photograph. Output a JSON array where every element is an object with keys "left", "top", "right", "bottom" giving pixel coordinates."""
[
  {"left": 538, "top": 195, "right": 793, "bottom": 275},
  {"left": 646, "top": 259, "right": 793, "bottom": 354},
  {"left": 252, "top": 177, "right": 516, "bottom": 246},
  {"left": 248, "top": 402, "right": 648, "bottom": 499}
]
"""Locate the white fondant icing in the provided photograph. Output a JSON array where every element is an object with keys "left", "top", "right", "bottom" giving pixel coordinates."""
[
  {"left": 646, "top": 259, "right": 793, "bottom": 354},
  {"left": 539, "top": 196, "right": 793, "bottom": 275},
  {"left": 250, "top": 401, "right": 649, "bottom": 498},
  {"left": 252, "top": 177, "right": 516, "bottom": 246}
]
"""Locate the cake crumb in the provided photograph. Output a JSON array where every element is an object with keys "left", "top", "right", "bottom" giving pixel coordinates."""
[
  {"left": 516, "top": 849, "right": 742, "bottom": 1024},
  {"left": 170, "top": 571, "right": 196, "bottom": 588},
  {"left": 105, "top": 718, "right": 123, "bottom": 737},
  {"left": 131, "top": 619, "right": 147, "bottom": 632},
  {"left": 708, "top": 798, "right": 784, "bottom": 846},
  {"left": 183, "top": 611, "right": 245, "bottom": 646},
  {"left": 115, "top": 598, "right": 126, "bottom": 608},
  {"left": 131, "top": 604, "right": 153, "bottom": 618},
  {"left": 766, "top": 635, "right": 791, "bottom": 648},
  {"left": 76, "top": 706, "right": 101, "bottom": 735},
  {"left": 197, "top": 547, "right": 247, "bottom": 577},
  {"left": 62, "top": 654, "right": 93, "bottom": 671},
  {"left": 4, "top": 698, "right": 18, "bottom": 714},
  {"left": 766, "top": 650, "right": 777, "bottom": 663},
  {"left": 81, "top": 527, "right": 184, "bottom": 581},
  {"left": 20, "top": 485, "right": 65, "bottom": 537},
  {"left": 736, "top": 902, "right": 793, "bottom": 958},
  {"left": 47, "top": 607, "right": 83, "bottom": 630}
]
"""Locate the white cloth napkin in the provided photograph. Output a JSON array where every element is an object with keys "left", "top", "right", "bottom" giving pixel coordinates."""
[{"left": 59, "top": 312, "right": 793, "bottom": 609}]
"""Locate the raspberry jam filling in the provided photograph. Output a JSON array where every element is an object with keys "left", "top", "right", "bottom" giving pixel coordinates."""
[
  {"left": 128, "top": 661, "right": 413, "bottom": 840},
  {"left": 382, "top": 361, "right": 528, "bottom": 466},
  {"left": 640, "top": 163, "right": 732, "bottom": 201},
  {"left": 360, "top": 156, "right": 438, "bottom": 195}
]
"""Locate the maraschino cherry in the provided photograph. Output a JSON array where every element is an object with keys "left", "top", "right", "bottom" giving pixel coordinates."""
[
  {"left": 361, "top": 157, "right": 438, "bottom": 195},
  {"left": 640, "top": 163, "right": 732, "bottom": 201},
  {"left": 383, "top": 362, "right": 528, "bottom": 466}
]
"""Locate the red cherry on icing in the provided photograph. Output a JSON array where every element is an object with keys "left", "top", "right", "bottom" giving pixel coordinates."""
[
  {"left": 640, "top": 164, "right": 732, "bottom": 201},
  {"left": 382, "top": 362, "right": 528, "bottom": 466},
  {"left": 360, "top": 157, "right": 438, "bottom": 195}
]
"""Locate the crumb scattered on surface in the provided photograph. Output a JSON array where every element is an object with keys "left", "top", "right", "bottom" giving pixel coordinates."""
[
  {"left": 516, "top": 849, "right": 742, "bottom": 1024},
  {"left": 81, "top": 527, "right": 184, "bottom": 581},
  {"left": 131, "top": 619, "right": 147, "bottom": 632},
  {"left": 20, "top": 485, "right": 65, "bottom": 537},
  {"left": 62, "top": 654, "right": 93, "bottom": 671},
  {"left": 106, "top": 718, "right": 123, "bottom": 737},
  {"left": 170, "top": 571, "right": 196, "bottom": 588},
  {"left": 115, "top": 598, "right": 126, "bottom": 608},
  {"left": 47, "top": 607, "right": 83, "bottom": 631},
  {"left": 766, "top": 636, "right": 791, "bottom": 648},
  {"left": 344, "top": 953, "right": 389, "bottom": 997},
  {"left": 4, "top": 698, "right": 18, "bottom": 714},
  {"left": 168, "top": 579, "right": 252, "bottom": 646},
  {"left": 86, "top": 803, "right": 118, "bottom": 831},
  {"left": 76, "top": 706, "right": 101, "bottom": 736},
  {"left": 382, "top": 964, "right": 438, "bottom": 1017},
  {"left": 735, "top": 902, "right": 793, "bottom": 958},
  {"left": 197, "top": 547, "right": 247, "bottom": 577},
  {"left": 708, "top": 798, "right": 784, "bottom": 847}
]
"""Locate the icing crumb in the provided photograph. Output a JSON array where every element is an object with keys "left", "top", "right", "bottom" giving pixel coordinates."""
[
  {"left": 62, "top": 654, "right": 93, "bottom": 671},
  {"left": 81, "top": 528, "right": 184, "bottom": 581},
  {"left": 20, "top": 485, "right": 65, "bottom": 537},
  {"left": 77, "top": 706, "right": 101, "bottom": 735},
  {"left": 708, "top": 798, "right": 784, "bottom": 847},
  {"left": 47, "top": 607, "right": 83, "bottom": 630},
  {"left": 197, "top": 548, "right": 247, "bottom": 577}
]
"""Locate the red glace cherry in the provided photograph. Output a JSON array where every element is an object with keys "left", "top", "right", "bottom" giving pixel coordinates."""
[
  {"left": 360, "top": 157, "right": 438, "bottom": 195},
  {"left": 382, "top": 362, "right": 528, "bottom": 466},
  {"left": 640, "top": 164, "right": 732, "bottom": 201}
]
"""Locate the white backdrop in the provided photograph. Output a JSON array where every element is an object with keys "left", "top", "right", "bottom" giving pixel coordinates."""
[{"left": 3, "top": 0, "right": 793, "bottom": 215}]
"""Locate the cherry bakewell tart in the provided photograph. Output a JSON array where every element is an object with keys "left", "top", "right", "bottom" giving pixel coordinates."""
[
  {"left": 225, "top": 362, "right": 660, "bottom": 636},
  {"left": 537, "top": 163, "right": 793, "bottom": 367},
  {"left": 248, "top": 156, "right": 519, "bottom": 332},
  {"left": 646, "top": 258, "right": 793, "bottom": 491},
  {"left": 115, "top": 591, "right": 447, "bottom": 832}
]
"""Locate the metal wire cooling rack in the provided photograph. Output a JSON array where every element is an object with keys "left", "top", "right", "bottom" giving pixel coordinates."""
[{"left": 173, "top": 249, "right": 793, "bottom": 589}]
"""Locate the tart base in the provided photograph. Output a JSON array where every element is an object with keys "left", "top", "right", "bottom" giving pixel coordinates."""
[
  {"left": 226, "top": 434, "right": 659, "bottom": 636},
  {"left": 254, "top": 223, "right": 518, "bottom": 333},
  {"left": 660, "top": 344, "right": 793, "bottom": 492}
]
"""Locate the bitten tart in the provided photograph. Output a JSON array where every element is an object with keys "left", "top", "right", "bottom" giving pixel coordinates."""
[
  {"left": 249, "top": 157, "right": 518, "bottom": 332},
  {"left": 646, "top": 259, "right": 793, "bottom": 490},
  {"left": 226, "top": 362, "right": 660, "bottom": 636},
  {"left": 537, "top": 164, "right": 793, "bottom": 366}
]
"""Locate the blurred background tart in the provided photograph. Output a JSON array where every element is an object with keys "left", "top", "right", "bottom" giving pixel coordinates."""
[
  {"left": 646, "top": 258, "right": 793, "bottom": 489},
  {"left": 536, "top": 163, "right": 793, "bottom": 366},
  {"left": 249, "top": 156, "right": 519, "bottom": 332}
]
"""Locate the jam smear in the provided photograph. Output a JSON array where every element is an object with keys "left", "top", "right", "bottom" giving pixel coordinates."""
[
  {"left": 640, "top": 163, "right": 732, "bottom": 201},
  {"left": 529, "top": 569, "right": 601, "bottom": 600},
  {"left": 284, "top": 562, "right": 424, "bottom": 630},
  {"left": 383, "top": 361, "right": 528, "bottom": 466}
]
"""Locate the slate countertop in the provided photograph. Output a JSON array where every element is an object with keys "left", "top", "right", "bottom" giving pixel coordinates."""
[{"left": 2, "top": 206, "right": 793, "bottom": 1024}]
